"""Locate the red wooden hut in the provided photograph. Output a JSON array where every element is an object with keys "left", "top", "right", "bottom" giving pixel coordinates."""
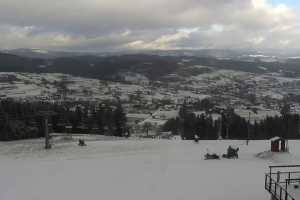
[{"left": 270, "top": 137, "right": 287, "bottom": 152}]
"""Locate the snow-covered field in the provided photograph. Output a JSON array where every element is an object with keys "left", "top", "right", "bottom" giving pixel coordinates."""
[{"left": 0, "top": 138, "right": 300, "bottom": 200}]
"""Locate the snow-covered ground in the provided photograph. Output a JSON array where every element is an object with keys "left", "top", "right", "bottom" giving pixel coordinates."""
[{"left": 0, "top": 138, "right": 300, "bottom": 200}]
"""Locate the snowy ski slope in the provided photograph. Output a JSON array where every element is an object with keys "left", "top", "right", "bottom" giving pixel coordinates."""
[{"left": 0, "top": 138, "right": 299, "bottom": 200}]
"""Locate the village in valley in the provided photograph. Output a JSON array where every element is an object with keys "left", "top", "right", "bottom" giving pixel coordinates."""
[{"left": 1, "top": 62, "right": 300, "bottom": 138}]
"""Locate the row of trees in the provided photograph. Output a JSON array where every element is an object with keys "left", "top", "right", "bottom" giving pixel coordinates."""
[
  {"left": 0, "top": 99, "right": 128, "bottom": 141},
  {"left": 1, "top": 98, "right": 299, "bottom": 141},
  {"left": 163, "top": 103, "right": 300, "bottom": 140}
]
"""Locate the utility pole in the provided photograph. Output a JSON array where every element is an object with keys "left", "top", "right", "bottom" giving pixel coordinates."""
[
  {"left": 224, "top": 107, "right": 232, "bottom": 140},
  {"left": 286, "top": 114, "right": 289, "bottom": 152},
  {"left": 225, "top": 111, "right": 230, "bottom": 139},
  {"left": 44, "top": 116, "right": 51, "bottom": 149},
  {"left": 37, "top": 110, "right": 56, "bottom": 150},
  {"left": 226, "top": 123, "right": 229, "bottom": 139},
  {"left": 218, "top": 114, "right": 223, "bottom": 140},
  {"left": 246, "top": 112, "right": 251, "bottom": 145}
]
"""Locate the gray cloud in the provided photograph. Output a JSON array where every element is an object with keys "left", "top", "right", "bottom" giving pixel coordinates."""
[{"left": 0, "top": 0, "right": 299, "bottom": 50}]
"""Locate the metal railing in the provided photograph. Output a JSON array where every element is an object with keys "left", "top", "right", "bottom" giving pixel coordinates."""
[
  {"left": 265, "top": 174, "right": 295, "bottom": 200},
  {"left": 264, "top": 165, "right": 300, "bottom": 200}
]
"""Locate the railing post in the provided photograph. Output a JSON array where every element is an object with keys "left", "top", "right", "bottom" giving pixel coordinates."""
[
  {"left": 265, "top": 174, "right": 268, "bottom": 189},
  {"left": 280, "top": 187, "right": 282, "bottom": 200},
  {"left": 270, "top": 167, "right": 272, "bottom": 178},
  {"left": 277, "top": 171, "right": 280, "bottom": 183},
  {"left": 269, "top": 176, "right": 272, "bottom": 192}
]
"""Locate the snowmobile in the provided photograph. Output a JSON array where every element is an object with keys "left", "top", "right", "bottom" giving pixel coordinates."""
[
  {"left": 222, "top": 146, "right": 239, "bottom": 159},
  {"left": 78, "top": 139, "right": 87, "bottom": 146},
  {"left": 204, "top": 153, "right": 220, "bottom": 160}
]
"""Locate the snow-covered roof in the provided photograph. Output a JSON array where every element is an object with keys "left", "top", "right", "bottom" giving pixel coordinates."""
[
  {"left": 234, "top": 108, "right": 281, "bottom": 124},
  {"left": 138, "top": 118, "right": 167, "bottom": 126},
  {"left": 193, "top": 111, "right": 205, "bottom": 116},
  {"left": 127, "top": 113, "right": 151, "bottom": 119},
  {"left": 270, "top": 136, "right": 283, "bottom": 142},
  {"left": 151, "top": 109, "right": 178, "bottom": 120}
]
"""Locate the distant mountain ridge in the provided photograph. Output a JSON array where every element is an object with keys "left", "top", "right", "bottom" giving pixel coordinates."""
[
  {"left": 0, "top": 48, "right": 93, "bottom": 59},
  {"left": 2, "top": 48, "right": 300, "bottom": 59},
  {"left": 0, "top": 50, "right": 300, "bottom": 81}
]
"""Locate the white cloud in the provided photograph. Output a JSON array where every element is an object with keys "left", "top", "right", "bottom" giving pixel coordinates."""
[
  {"left": 121, "top": 30, "right": 132, "bottom": 37},
  {"left": 125, "top": 28, "right": 197, "bottom": 49},
  {"left": 279, "top": 40, "right": 290, "bottom": 46},
  {"left": 0, "top": 0, "right": 298, "bottom": 50},
  {"left": 247, "top": 36, "right": 265, "bottom": 45}
]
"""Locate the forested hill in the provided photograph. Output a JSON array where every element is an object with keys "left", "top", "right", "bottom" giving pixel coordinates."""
[{"left": 0, "top": 52, "right": 300, "bottom": 80}]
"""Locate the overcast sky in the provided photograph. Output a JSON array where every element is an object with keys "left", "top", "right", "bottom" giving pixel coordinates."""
[{"left": 0, "top": 0, "right": 299, "bottom": 51}]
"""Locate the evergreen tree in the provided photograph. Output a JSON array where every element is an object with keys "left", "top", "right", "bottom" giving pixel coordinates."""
[
  {"left": 142, "top": 122, "right": 152, "bottom": 136},
  {"left": 96, "top": 104, "right": 105, "bottom": 133},
  {"left": 69, "top": 106, "right": 82, "bottom": 132},
  {"left": 113, "top": 102, "right": 127, "bottom": 137}
]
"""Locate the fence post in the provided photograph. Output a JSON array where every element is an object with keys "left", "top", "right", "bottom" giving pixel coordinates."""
[
  {"left": 280, "top": 187, "right": 282, "bottom": 200},
  {"left": 277, "top": 171, "right": 280, "bottom": 183},
  {"left": 44, "top": 117, "right": 51, "bottom": 149},
  {"left": 269, "top": 176, "right": 272, "bottom": 192}
]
